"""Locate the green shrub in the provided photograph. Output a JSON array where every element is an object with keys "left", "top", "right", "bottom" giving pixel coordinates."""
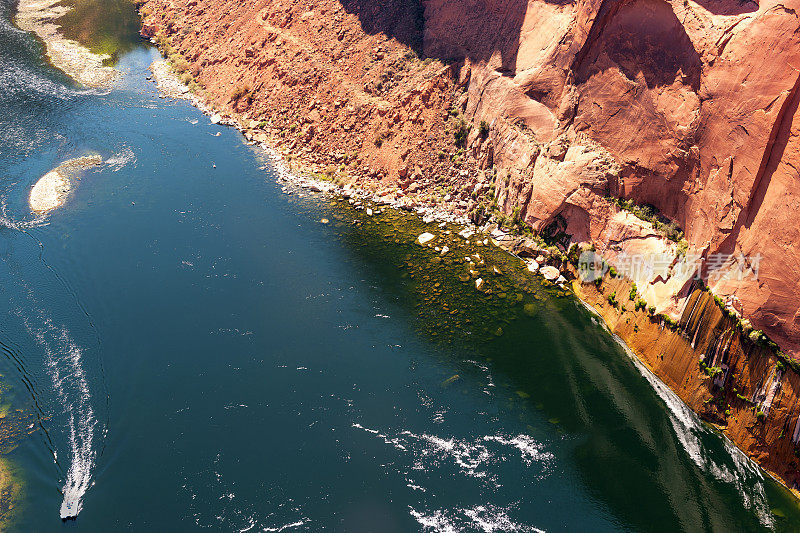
[
  {"left": 478, "top": 120, "right": 489, "bottom": 137},
  {"left": 453, "top": 120, "right": 470, "bottom": 147},
  {"left": 736, "top": 393, "right": 753, "bottom": 404},
  {"left": 635, "top": 299, "right": 647, "bottom": 312},
  {"left": 629, "top": 283, "right": 638, "bottom": 301},
  {"left": 660, "top": 314, "right": 678, "bottom": 330},
  {"left": 607, "top": 291, "right": 619, "bottom": 308},
  {"left": 749, "top": 329, "right": 766, "bottom": 345},
  {"left": 609, "top": 197, "right": 685, "bottom": 243}
]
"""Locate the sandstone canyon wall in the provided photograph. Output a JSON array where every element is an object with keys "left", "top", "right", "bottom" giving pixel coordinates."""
[
  {"left": 139, "top": 0, "right": 800, "bottom": 360},
  {"left": 137, "top": 0, "right": 800, "bottom": 489}
]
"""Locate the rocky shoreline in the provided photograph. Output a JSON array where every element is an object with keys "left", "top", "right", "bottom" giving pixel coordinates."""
[
  {"left": 143, "top": 32, "right": 800, "bottom": 498},
  {"left": 147, "top": 55, "right": 577, "bottom": 290},
  {"left": 15, "top": 0, "right": 119, "bottom": 89}
]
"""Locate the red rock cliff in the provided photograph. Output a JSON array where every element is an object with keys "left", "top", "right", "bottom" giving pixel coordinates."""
[{"left": 138, "top": 0, "right": 800, "bottom": 359}]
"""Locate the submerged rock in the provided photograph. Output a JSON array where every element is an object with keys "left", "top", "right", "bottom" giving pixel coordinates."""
[
  {"left": 417, "top": 232, "right": 436, "bottom": 245},
  {"left": 458, "top": 227, "right": 475, "bottom": 239}
]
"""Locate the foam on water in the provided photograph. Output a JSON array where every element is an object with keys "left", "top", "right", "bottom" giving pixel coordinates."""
[
  {"left": 19, "top": 307, "right": 96, "bottom": 519},
  {"left": 0, "top": 197, "right": 50, "bottom": 231},
  {"left": 612, "top": 333, "right": 775, "bottom": 528},
  {"left": 409, "top": 504, "right": 545, "bottom": 533},
  {"left": 352, "top": 423, "right": 554, "bottom": 486},
  {"left": 105, "top": 146, "right": 136, "bottom": 172},
  {"left": 351, "top": 422, "right": 553, "bottom": 531}
]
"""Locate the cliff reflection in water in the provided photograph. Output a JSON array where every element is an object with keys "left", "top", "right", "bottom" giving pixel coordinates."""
[{"left": 318, "top": 194, "right": 800, "bottom": 532}]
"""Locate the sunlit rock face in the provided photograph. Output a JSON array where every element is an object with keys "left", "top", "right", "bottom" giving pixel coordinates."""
[
  {"left": 139, "top": 0, "right": 800, "bottom": 356},
  {"left": 422, "top": 0, "right": 800, "bottom": 356}
]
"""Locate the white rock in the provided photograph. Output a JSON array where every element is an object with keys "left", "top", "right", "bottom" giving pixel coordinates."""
[
  {"left": 527, "top": 261, "right": 540, "bottom": 272},
  {"left": 541, "top": 266, "right": 560, "bottom": 281},
  {"left": 556, "top": 275, "right": 567, "bottom": 285},
  {"left": 417, "top": 232, "right": 436, "bottom": 245},
  {"left": 210, "top": 114, "right": 222, "bottom": 124},
  {"left": 492, "top": 266, "right": 502, "bottom": 275},
  {"left": 475, "top": 278, "right": 484, "bottom": 290},
  {"left": 29, "top": 155, "right": 102, "bottom": 213},
  {"left": 30, "top": 170, "right": 69, "bottom": 212},
  {"left": 459, "top": 227, "right": 475, "bottom": 239},
  {"left": 366, "top": 208, "right": 373, "bottom": 216},
  {"left": 440, "top": 246, "right": 449, "bottom": 256}
]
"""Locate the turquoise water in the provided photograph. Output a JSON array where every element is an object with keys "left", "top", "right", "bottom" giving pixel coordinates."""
[{"left": 1, "top": 1, "right": 800, "bottom": 530}]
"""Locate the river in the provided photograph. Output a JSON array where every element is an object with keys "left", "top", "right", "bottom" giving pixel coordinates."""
[{"left": 1, "top": 0, "right": 799, "bottom": 531}]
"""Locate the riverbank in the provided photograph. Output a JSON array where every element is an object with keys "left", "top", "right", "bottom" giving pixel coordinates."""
[
  {"left": 139, "top": 12, "right": 800, "bottom": 497},
  {"left": 14, "top": 0, "right": 118, "bottom": 88},
  {"left": 572, "top": 273, "right": 800, "bottom": 497}
]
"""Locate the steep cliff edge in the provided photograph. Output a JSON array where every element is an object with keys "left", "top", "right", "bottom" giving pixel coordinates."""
[
  {"left": 137, "top": 0, "right": 800, "bottom": 491},
  {"left": 138, "top": 0, "right": 800, "bottom": 360}
]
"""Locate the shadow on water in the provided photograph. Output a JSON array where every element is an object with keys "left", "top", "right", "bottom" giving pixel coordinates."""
[{"left": 321, "top": 197, "right": 800, "bottom": 532}]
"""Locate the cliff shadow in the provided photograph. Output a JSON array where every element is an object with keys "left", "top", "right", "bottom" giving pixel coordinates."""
[
  {"left": 573, "top": 0, "right": 702, "bottom": 91},
  {"left": 338, "top": 0, "right": 426, "bottom": 53},
  {"left": 338, "top": 0, "right": 533, "bottom": 75},
  {"left": 692, "top": 0, "right": 759, "bottom": 15}
]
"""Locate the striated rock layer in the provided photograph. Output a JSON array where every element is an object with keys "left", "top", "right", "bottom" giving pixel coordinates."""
[
  {"left": 138, "top": 0, "right": 800, "bottom": 491},
  {"left": 574, "top": 275, "right": 800, "bottom": 495}
]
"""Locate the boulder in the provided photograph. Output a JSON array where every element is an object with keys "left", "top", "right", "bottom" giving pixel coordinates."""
[
  {"left": 540, "top": 266, "right": 560, "bottom": 281},
  {"left": 417, "top": 232, "right": 436, "bottom": 245}
]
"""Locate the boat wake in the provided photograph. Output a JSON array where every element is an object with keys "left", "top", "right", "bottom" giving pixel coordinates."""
[
  {"left": 0, "top": 217, "right": 103, "bottom": 520},
  {"left": 18, "top": 301, "right": 97, "bottom": 519}
]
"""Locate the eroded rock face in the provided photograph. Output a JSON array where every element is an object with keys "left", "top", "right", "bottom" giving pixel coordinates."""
[
  {"left": 139, "top": 0, "right": 800, "bottom": 357},
  {"left": 422, "top": 0, "right": 800, "bottom": 357}
]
